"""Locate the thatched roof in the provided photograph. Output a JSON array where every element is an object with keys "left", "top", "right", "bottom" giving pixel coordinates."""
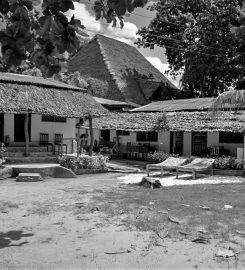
[
  {"left": 0, "top": 73, "right": 108, "bottom": 117},
  {"left": 131, "top": 97, "right": 215, "bottom": 112},
  {"left": 68, "top": 34, "right": 178, "bottom": 105},
  {"left": 84, "top": 111, "right": 245, "bottom": 133},
  {"left": 93, "top": 97, "right": 140, "bottom": 108}
]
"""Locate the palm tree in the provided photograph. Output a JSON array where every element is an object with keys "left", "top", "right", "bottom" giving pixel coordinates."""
[{"left": 213, "top": 82, "right": 245, "bottom": 168}]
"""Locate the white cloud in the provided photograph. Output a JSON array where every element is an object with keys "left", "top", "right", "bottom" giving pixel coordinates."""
[
  {"left": 146, "top": 57, "right": 182, "bottom": 87},
  {"left": 68, "top": 2, "right": 139, "bottom": 45}
]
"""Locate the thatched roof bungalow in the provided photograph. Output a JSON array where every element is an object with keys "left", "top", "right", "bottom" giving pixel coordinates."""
[
  {"left": 0, "top": 72, "right": 108, "bottom": 155},
  {"left": 84, "top": 111, "right": 245, "bottom": 133},
  {"left": 68, "top": 34, "right": 178, "bottom": 105},
  {"left": 82, "top": 110, "right": 245, "bottom": 158},
  {"left": 0, "top": 72, "right": 108, "bottom": 117}
]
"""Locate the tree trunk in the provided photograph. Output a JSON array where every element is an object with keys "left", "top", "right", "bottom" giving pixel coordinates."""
[
  {"left": 24, "top": 113, "right": 29, "bottom": 157},
  {"left": 89, "top": 116, "right": 94, "bottom": 156}
]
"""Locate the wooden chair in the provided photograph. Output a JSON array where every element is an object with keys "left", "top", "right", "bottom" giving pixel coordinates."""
[
  {"left": 54, "top": 134, "right": 67, "bottom": 155},
  {"left": 131, "top": 144, "right": 139, "bottom": 159},
  {"left": 127, "top": 142, "right": 132, "bottom": 159},
  {"left": 209, "top": 146, "right": 219, "bottom": 157},
  {"left": 40, "top": 133, "right": 53, "bottom": 152},
  {"left": 138, "top": 145, "right": 148, "bottom": 160}
]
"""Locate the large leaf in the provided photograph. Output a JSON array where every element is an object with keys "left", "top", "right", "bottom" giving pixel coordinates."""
[
  {"left": 59, "top": 0, "right": 74, "bottom": 12},
  {"left": 38, "top": 16, "right": 52, "bottom": 39},
  {"left": 42, "top": 0, "right": 74, "bottom": 14},
  {"left": 0, "top": 0, "right": 9, "bottom": 14}
]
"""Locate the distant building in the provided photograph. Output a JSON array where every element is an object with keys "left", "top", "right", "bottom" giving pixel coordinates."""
[
  {"left": 82, "top": 98, "right": 245, "bottom": 159},
  {"left": 68, "top": 34, "right": 178, "bottom": 106},
  {"left": 0, "top": 72, "right": 107, "bottom": 156}
]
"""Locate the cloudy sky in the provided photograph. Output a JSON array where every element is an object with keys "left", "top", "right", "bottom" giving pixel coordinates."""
[{"left": 69, "top": 1, "right": 181, "bottom": 87}]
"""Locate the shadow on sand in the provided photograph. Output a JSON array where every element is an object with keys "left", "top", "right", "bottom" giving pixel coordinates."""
[{"left": 0, "top": 230, "right": 34, "bottom": 249}]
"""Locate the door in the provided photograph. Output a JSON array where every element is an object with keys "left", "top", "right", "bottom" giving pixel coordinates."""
[
  {"left": 192, "top": 132, "right": 207, "bottom": 157},
  {"left": 170, "top": 131, "right": 183, "bottom": 156},
  {"left": 101, "top": 129, "right": 110, "bottom": 142},
  {"left": 14, "top": 114, "right": 31, "bottom": 142},
  {"left": 0, "top": 114, "right": 4, "bottom": 143}
]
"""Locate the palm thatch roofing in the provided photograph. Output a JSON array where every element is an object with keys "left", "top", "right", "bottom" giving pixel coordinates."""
[
  {"left": 213, "top": 90, "right": 245, "bottom": 110},
  {"left": 0, "top": 73, "right": 108, "bottom": 117},
  {"left": 131, "top": 97, "right": 215, "bottom": 112},
  {"left": 84, "top": 111, "right": 245, "bottom": 133},
  {"left": 68, "top": 34, "right": 178, "bottom": 105}
]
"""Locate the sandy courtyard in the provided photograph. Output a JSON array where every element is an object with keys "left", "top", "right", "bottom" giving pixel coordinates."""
[{"left": 0, "top": 172, "right": 245, "bottom": 269}]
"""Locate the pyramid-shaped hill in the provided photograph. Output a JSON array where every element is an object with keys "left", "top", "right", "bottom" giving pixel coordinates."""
[{"left": 68, "top": 34, "right": 178, "bottom": 105}]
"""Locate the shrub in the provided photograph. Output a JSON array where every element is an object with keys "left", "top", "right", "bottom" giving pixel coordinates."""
[
  {"left": 77, "top": 154, "right": 108, "bottom": 170},
  {"left": 57, "top": 156, "right": 78, "bottom": 171},
  {"left": 0, "top": 143, "right": 7, "bottom": 167},
  {"left": 146, "top": 151, "right": 170, "bottom": 164},
  {"left": 57, "top": 154, "right": 108, "bottom": 171},
  {"left": 213, "top": 156, "right": 243, "bottom": 170}
]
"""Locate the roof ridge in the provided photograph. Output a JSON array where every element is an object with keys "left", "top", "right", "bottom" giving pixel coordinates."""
[
  {"left": 95, "top": 35, "right": 126, "bottom": 101},
  {"left": 95, "top": 34, "right": 137, "bottom": 49},
  {"left": 0, "top": 72, "right": 86, "bottom": 92}
]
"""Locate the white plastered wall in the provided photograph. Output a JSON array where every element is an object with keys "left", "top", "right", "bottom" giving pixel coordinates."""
[
  {"left": 4, "top": 113, "right": 76, "bottom": 153},
  {"left": 207, "top": 131, "right": 243, "bottom": 157},
  {"left": 183, "top": 132, "right": 192, "bottom": 156},
  {"left": 81, "top": 128, "right": 171, "bottom": 155}
]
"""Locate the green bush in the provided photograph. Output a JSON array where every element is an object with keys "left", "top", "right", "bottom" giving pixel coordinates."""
[
  {"left": 213, "top": 156, "right": 243, "bottom": 170},
  {"left": 146, "top": 151, "right": 170, "bottom": 164},
  {"left": 0, "top": 143, "right": 7, "bottom": 167},
  {"left": 77, "top": 154, "right": 108, "bottom": 170},
  {"left": 57, "top": 154, "right": 109, "bottom": 171}
]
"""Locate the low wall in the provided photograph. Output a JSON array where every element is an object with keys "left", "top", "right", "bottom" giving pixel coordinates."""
[
  {"left": 74, "top": 168, "right": 108, "bottom": 175},
  {"left": 211, "top": 169, "right": 245, "bottom": 177}
]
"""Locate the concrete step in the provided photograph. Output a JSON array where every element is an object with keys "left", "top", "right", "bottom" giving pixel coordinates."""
[
  {"left": 6, "top": 156, "right": 57, "bottom": 164},
  {"left": 16, "top": 173, "right": 43, "bottom": 182},
  {"left": 7, "top": 146, "right": 47, "bottom": 152},
  {"left": 5, "top": 164, "right": 76, "bottom": 179}
]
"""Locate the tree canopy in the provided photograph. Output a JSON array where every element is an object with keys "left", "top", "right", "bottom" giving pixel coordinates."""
[
  {"left": 0, "top": 0, "right": 148, "bottom": 77},
  {"left": 137, "top": 0, "right": 245, "bottom": 97}
]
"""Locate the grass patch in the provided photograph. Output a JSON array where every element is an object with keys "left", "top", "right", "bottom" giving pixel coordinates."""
[
  {"left": 0, "top": 201, "right": 19, "bottom": 212},
  {"left": 88, "top": 183, "right": 245, "bottom": 240}
]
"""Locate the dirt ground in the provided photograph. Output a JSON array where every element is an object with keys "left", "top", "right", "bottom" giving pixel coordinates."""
[{"left": 0, "top": 172, "right": 245, "bottom": 270}]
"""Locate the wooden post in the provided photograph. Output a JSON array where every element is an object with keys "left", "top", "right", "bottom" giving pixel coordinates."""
[
  {"left": 61, "top": 137, "right": 63, "bottom": 156},
  {"left": 89, "top": 116, "right": 94, "bottom": 156},
  {"left": 244, "top": 134, "right": 245, "bottom": 170},
  {"left": 24, "top": 113, "right": 29, "bottom": 157},
  {"left": 77, "top": 126, "right": 80, "bottom": 158}
]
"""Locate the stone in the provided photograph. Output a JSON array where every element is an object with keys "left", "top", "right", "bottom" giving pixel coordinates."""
[
  {"left": 0, "top": 167, "right": 13, "bottom": 180},
  {"left": 16, "top": 173, "right": 43, "bottom": 182},
  {"left": 139, "top": 177, "right": 162, "bottom": 189}
]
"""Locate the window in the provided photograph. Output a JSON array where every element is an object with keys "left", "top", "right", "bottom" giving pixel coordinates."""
[
  {"left": 116, "top": 130, "right": 130, "bottom": 136},
  {"left": 136, "top": 131, "right": 158, "bottom": 142},
  {"left": 219, "top": 132, "right": 243, "bottom": 144},
  {"left": 42, "top": 115, "right": 67, "bottom": 123}
]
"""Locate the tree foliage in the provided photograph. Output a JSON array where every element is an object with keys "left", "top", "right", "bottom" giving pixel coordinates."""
[
  {"left": 0, "top": 0, "right": 148, "bottom": 77},
  {"left": 137, "top": 0, "right": 245, "bottom": 97},
  {"left": 94, "top": 0, "right": 148, "bottom": 28}
]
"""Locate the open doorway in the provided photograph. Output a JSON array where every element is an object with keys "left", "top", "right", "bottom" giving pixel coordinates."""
[{"left": 14, "top": 114, "right": 31, "bottom": 142}]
